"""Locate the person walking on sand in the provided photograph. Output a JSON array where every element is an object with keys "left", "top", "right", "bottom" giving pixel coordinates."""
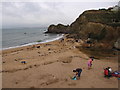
[{"left": 87, "top": 57, "right": 94, "bottom": 70}]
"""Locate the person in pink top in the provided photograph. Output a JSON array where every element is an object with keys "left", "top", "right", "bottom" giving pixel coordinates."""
[{"left": 87, "top": 57, "right": 94, "bottom": 70}]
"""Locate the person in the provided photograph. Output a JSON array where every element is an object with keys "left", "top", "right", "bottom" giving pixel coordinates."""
[
  {"left": 108, "top": 67, "right": 112, "bottom": 77},
  {"left": 87, "top": 57, "right": 94, "bottom": 70},
  {"left": 104, "top": 67, "right": 112, "bottom": 78},
  {"left": 104, "top": 68, "right": 109, "bottom": 77},
  {"left": 108, "top": 67, "right": 112, "bottom": 72},
  {"left": 72, "top": 68, "right": 82, "bottom": 80}
]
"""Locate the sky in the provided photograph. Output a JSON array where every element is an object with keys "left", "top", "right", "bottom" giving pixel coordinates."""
[{"left": 1, "top": 0, "right": 119, "bottom": 28}]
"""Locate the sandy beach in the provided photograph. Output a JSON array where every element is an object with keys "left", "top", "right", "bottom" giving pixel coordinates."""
[{"left": 1, "top": 36, "right": 118, "bottom": 88}]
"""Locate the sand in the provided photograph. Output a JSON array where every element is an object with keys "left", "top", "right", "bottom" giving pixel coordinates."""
[{"left": 1, "top": 37, "right": 118, "bottom": 88}]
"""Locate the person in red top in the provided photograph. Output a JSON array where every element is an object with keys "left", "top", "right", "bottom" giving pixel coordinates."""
[
  {"left": 87, "top": 57, "right": 94, "bottom": 70},
  {"left": 104, "top": 68, "right": 109, "bottom": 77},
  {"left": 104, "top": 67, "right": 112, "bottom": 78}
]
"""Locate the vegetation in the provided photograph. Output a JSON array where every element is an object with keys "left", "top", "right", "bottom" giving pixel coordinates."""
[{"left": 83, "top": 10, "right": 120, "bottom": 26}]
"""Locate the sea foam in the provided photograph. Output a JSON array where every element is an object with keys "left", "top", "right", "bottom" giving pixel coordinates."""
[{"left": 2, "top": 34, "right": 64, "bottom": 50}]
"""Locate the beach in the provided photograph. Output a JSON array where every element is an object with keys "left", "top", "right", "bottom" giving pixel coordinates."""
[{"left": 1, "top": 36, "right": 118, "bottom": 88}]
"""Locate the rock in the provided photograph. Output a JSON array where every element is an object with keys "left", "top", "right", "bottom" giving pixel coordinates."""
[
  {"left": 46, "top": 8, "right": 120, "bottom": 50},
  {"left": 114, "top": 38, "right": 120, "bottom": 50},
  {"left": 36, "top": 46, "right": 40, "bottom": 48},
  {"left": 48, "top": 48, "right": 51, "bottom": 51},
  {"left": 14, "top": 59, "right": 17, "bottom": 61},
  {"left": 46, "top": 24, "right": 69, "bottom": 34},
  {"left": 3, "top": 61, "right": 5, "bottom": 63}
]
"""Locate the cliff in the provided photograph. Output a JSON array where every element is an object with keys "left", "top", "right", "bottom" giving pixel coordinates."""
[
  {"left": 46, "top": 24, "right": 69, "bottom": 34},
  {"left": 68, "top": 9, "right": 120, "bottom": 49},
  {"left": 47, "top": 9, "right": 120, "bottom": 50}
]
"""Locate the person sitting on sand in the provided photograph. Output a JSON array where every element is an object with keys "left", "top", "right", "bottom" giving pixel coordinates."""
[
  {"left": 104, "top": 68, "right": 109, "bottom": 77},
  {"left": 87, "top": 57, "right": 94, "bottom": 70},
  {"left": 72, "top": 68, "right": 82, "bottom": 80},
  {"left": 108, "top": 67, "right": 112, "bottom": 77},
  {"left": 108, "top": 67, "right": 112, "bottom": 72},
  {"left": 104, "top": 67, "right": 112, "bottom": 78}
]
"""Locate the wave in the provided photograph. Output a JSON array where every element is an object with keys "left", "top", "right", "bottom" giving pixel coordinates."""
[{"left": 2, "top": 34, "right": 64, "bottom": 50}]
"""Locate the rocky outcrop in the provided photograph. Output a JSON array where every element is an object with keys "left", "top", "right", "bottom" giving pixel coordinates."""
[
  {"left": 46, "top": 8, "right": 120, "bottom": 49},
  {"left": 69, "top": 10, "right": 120, "bottom": 34},
  {"left": 114, "top": 38, "right": 120, "bottom": 50},
  {"left": 68, "top": 10, "right": 120, "bottom": 49},
  {"left": 46, "top": 24, "right": 69, "bottom": 34}
]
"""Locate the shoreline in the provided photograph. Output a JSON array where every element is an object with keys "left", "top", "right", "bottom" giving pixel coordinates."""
[{"left": 2, "top": 34, "right": 64, "bottom": 51}]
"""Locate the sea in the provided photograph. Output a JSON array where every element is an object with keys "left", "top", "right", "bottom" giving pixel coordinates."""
[{"left": 2, "top": 27, "right": 63, "bottom": 50}]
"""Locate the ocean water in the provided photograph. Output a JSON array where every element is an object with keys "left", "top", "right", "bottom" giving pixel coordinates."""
[{"left": 2, "top": 27, "right": 63, "bottom": 50}]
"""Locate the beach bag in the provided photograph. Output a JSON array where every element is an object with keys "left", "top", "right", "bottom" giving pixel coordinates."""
[
  {"left": 21, "top": 60, "right": 26, "bottom": 64},
  {"left": 72, "top": 77, "right": 77, "bottom": 80},
  {"left": 72, "top": 76, "right": 77, "bottom": 80}
]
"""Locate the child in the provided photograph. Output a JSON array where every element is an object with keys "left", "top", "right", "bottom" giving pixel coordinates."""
[
  {"left": 87, "top": 57, "right": 94, "bottom": 70},
  {"left": 72, "top": 68, "right": 82, "bottom": 80},
  {"left": 104, "top": 68, "right": 109, "bottom": 77},
  {"left": 104, "top": 67, "right": 112, "bottom": 78}
]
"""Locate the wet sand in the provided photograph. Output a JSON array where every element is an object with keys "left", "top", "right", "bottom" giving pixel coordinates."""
[{"left": 1, "top": 37, "right": 118, "bottom": 88}]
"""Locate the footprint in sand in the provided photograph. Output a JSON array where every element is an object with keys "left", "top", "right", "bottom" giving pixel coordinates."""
[
  {"left": 23, "top": 67, "right": 29, "bottom": 70},
  {"left": 38, "top": 52, "right": 41, "bottom": 54},
  {"left": 68, "top": 82, "right": 76, "bottom": 86},
  {"left": 15, "top": 82, "right": 18, "bottom": 84},
  {"left": 14, "top": 59, "right": 18, "bottom": 61},
  {"left": 3, "top": 61, "right": 6, "bottom": 63},
  {"left": 29, "top": 65, "right": 32, "bottom": 68},
  {"left": 39, "top": 74, "right": 59, "bottom": 86}
]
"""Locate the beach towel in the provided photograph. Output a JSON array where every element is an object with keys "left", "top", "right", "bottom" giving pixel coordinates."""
[
  {"left": 112, "top": 71, "right": 120, "bottom": 78},
  {"left": 21, "top": 60, "right": 27, "bottom": 64}
]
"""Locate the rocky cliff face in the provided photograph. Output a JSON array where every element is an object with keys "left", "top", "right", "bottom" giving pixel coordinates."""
[
  {"left": 47, "top": 9, "right": 120, "bottom": 49},
  {"left": 68, "top": 10, "right": 120, "bottom": 49},
  {"left": 69, "top": 10, "right": 120, "bottom": 35},
  {"left": 46, "top": 24, "right": 69, "bottom": 34}
]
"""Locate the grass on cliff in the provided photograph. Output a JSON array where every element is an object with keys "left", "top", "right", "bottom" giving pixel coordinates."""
[
  {"left": 77, "top": 46, "right": 117, "bottom": 59},
  {"left": 84, "top": 10, "right": 120, "bottom": 27}
]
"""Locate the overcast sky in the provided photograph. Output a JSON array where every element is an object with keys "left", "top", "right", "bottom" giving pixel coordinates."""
[{"left": 2, "top": 1, "right": 118, "bottom": 28}]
